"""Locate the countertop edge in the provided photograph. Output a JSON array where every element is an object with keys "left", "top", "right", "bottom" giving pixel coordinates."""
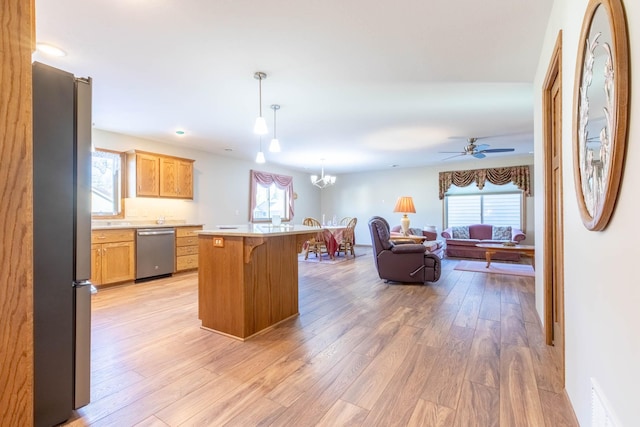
[
  {"left": 92, "top": 223, "right": 204, "bottom": 231},
  {"left": 198, "top": 226, "right": 318, "bottom": 237}
]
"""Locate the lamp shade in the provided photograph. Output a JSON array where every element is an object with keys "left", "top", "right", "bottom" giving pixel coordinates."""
[
  {"left": 254, "top": 116, "right": 268, "bottom": 135},
  {"left": 393, "top": 196, "right": 416, "bottom": 214},
  {"left": 269, "top": 138, "right": 281, "bottom": 152}
]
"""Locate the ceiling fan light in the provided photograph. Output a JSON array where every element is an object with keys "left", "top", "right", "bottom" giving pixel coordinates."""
[
  {"left": 269, "top": 138, "right": 281, "bottom": 152},
  {"left": 254, "top": 117, "right": 268, "bottom": 135}
]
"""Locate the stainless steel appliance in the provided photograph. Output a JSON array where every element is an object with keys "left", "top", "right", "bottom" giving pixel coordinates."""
[
  {"left": 33, "top": 62, "right": 92, "bottom": 427},
  {"left": 136, "top": 228, "right": 176, "bottom": 281}
]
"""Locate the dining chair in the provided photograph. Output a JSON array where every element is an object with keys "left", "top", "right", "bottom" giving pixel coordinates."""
[
  {"left": 302, "top": 217, "right": 332, "bottom": 260},
  {"left": 303, "top": 217, "right": 322, "bottom": 227},
  {"left": 338, "top": 217, "right": 357, "bottom": 256},
  {"left": 339, "top": 216, "right": 352, "bottom": 226}
]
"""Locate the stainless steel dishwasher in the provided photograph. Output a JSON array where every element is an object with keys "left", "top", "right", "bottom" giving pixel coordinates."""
[{"left": 136, "top": 228, "right": 176, "bottom": 281}]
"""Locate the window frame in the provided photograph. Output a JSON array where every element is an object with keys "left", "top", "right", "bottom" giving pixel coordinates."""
[
  {"left": 91, "top": 148, "right": 126, "bottom": 219},
  {"left": 249, "top": 170, "right": 294, "bottom": 223}
]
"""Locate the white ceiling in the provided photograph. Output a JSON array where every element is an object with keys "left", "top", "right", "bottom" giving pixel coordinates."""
[{"left": 33, "top": 0, "right": 553, "bottom": 174}]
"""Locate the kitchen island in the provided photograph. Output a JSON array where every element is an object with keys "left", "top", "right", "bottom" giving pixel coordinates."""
[{"left": 198, "top": 224, "right": 317, "bottom": 340}]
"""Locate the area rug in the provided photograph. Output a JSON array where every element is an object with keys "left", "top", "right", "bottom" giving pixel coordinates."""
[
  {"left": 298, "top": 252, "right": 363, "bottom": 264},
  {"left": 454, "top": 260, "right": 534, "bottom": 277}
]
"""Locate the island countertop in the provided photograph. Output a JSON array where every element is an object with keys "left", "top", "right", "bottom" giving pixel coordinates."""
[{"left": 198, "top": 224, "right": 318, "bottom": 237}]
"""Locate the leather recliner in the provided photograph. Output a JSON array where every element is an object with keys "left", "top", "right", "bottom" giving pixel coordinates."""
[{"left": 368, "top": 216, "right": 441, "bottom": 283}]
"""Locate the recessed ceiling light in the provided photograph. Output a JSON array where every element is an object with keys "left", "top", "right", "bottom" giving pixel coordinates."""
[
  {"left": 224, "top": 148, "right": 233, "bottom": 152},
  {"left": 175, "top": 130, "right": 185, "bottom": 136},
  {"left": 36, "top": 43, "right": 67, "bottom": 57},
  {"left": 390, "top": 164, "right": 399, "bottom": 168}
]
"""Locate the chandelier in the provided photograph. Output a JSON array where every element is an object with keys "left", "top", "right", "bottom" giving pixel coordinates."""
[{"left": 310, "top": 161, "right": 336, "bottom": 189}]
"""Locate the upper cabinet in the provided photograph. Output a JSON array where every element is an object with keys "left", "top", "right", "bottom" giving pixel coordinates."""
[
  {"left": 127, "top": 150, "right": 194, "bottom": 199},
  {"left": 133, "top": 152, "right": 160, "bottom": 196},
  {"left": 160, "top": 156, "right": 194, "bottom": 198}
]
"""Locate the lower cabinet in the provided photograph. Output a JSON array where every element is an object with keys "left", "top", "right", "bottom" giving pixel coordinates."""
[
  {"left": 91, "top": 229, "right": 135, "bottom": 285},
  {"left": 175, "top": 226, "right": 202, "bottom": 272}
]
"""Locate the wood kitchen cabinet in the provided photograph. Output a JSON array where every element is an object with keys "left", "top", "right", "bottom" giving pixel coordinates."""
[
  {"left": 160, "top": 157, "right": 194, "bottom": 199},
  {"left": 175, "top": 226, "right": 202, "bottom": 271},
  {"left": 127, "top": 151, "right": 160, "bottom": 197},
  {"left": 91, "top": 229, "right": 135, "bottom": 285},
  {"left": 127, "top": 150, "right": 194, "bottom": 199}
]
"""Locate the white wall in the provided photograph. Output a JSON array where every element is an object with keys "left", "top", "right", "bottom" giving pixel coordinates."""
[
  {"left": 93, "top": 129, "right": 321, "bottom": 228},
  {"left": 533, "top": 0, "right": 640, "bottom": 425},
  {"left": 321, "top": 155, "right": 535, "bottom": 246}
]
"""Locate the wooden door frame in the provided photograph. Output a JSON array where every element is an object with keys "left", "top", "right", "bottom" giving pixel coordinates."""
[
  {"left": 0, "top": 0, "right": 35, "bottom": 423},
  {"left": 542, "top": 32, "right": 564, "bottom": 348}
]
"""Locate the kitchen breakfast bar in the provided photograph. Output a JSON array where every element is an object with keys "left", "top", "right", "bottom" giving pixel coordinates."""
[{"left": 197, "top": 225, "right": 317, "bottom": 340}]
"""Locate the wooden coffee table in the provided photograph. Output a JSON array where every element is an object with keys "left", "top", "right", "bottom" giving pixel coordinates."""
[{"left": 476, "top": 243, "right": 535, "bottom": 269}]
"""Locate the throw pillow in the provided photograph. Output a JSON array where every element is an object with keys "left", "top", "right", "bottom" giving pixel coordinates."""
[
  {"left": 451, "top": 226, "right": 470, "bottom": 239},
  {"left": 424, "top": 241, "right": 438, "bottom": 251},
  {"left": 492, "top": 225, "right": 512, "bottom": 240},
  {"left": 408, "top": 227, "right": 423, "bottom": 236}
]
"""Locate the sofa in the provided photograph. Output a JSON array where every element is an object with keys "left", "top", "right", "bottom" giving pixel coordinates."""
[
  {"left": 441, "top": 224, "right": 526, "bottom": 261},
  {"left": 390, "top": 225, "right": 444, "bottom": 259}
]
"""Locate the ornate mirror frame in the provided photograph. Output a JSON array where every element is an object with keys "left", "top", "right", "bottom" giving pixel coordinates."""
[{"left": 573, "top": 0, "right": 629, "bottom": 231}]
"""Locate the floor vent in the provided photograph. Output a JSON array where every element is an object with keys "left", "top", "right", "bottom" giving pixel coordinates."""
[{"left": 591, "top": 378, "right": 618, "bottom": 427}]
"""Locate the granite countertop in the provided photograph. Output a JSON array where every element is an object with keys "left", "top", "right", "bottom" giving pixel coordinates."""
[
  {"left": 92, "top": 222, "right": 204, "bottom": 230},
  {"left": 199, "top": 224, "right": 318, "bottom": 237}
]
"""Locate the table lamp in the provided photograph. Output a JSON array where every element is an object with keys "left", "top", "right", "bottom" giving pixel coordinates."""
[{"left": 393, "top": 196, "right": 416, "bottom": 236}]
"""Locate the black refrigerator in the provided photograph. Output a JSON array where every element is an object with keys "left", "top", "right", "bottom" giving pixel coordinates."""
[{"left": 33, "top": 62, "right": 92, "bottom": 427}]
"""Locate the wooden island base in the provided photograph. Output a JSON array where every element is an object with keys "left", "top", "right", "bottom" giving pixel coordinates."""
[{"left": 198, "top": 226, "right": 315, "bottom": 340}]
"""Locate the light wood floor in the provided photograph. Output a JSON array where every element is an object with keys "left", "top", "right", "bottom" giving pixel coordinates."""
[{"left": 65, "top": 248, "right": 578, "bottom": 426}]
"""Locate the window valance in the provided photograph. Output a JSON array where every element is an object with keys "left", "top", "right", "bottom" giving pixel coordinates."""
[{"left": 439, "top": 165, "right": 531, "bottom": 199}]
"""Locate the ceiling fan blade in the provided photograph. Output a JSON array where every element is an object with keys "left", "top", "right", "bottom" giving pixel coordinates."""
[
  {"left": 442, "top": 153, "right": 465, "bottom": 161},
  {"left": 481, "top": 148, "right": 515, "bottom": 153},
  {"left": 474, "top": 144, "right": 490, "bottom": 151},
  {"left": 439, "top": 151, "right": 465, "bottom": 154},
  {"left": 472, "top": 153, "right": 486, "bottom": 159}
]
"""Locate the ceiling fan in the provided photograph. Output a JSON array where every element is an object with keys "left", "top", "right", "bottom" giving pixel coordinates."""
[{"left": 440, "top": 137, "right": 515, "bottom": 160}]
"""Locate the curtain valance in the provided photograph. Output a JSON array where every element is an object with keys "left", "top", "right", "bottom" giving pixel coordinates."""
[{"left": 438, "top": 165, "right": 531, "bottom": 199}]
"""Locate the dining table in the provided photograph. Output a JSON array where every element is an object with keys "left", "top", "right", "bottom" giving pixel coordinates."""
[{"left": 323, "top": 225, "right": 350, "bottom": 256}]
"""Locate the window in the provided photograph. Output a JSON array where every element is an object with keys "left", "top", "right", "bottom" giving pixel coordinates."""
[
  {"left": 253, "top": 183, "right": 289, "bottom": 221},
  {"left": 91, "top": 149, "right": 125, "bottom": 218},
  {"left": 250, "top": 170, "right": 294, "bottom": 222},
  {"left": 446, "top": 189, "right": 522, "bottom": 229}
]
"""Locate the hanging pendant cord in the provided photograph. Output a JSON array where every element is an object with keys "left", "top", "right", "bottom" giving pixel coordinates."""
[{"left": 258, "top": 77, "right": 263, "bottom": 117}]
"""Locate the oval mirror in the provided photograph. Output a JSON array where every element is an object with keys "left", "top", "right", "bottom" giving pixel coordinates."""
[{"left": 572, "top": 0, "right": 629, "bottom": 231}]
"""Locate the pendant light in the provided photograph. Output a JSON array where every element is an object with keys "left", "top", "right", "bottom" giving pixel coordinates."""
[
  {"left": 253, "top": 72, "right": 268, "bottom": 135},
  {"left": 269, "top": 104, "right": 281, "bottom": 152},
  {"left": 255, "top": 137, "right": 266, "bottom": 164}
]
